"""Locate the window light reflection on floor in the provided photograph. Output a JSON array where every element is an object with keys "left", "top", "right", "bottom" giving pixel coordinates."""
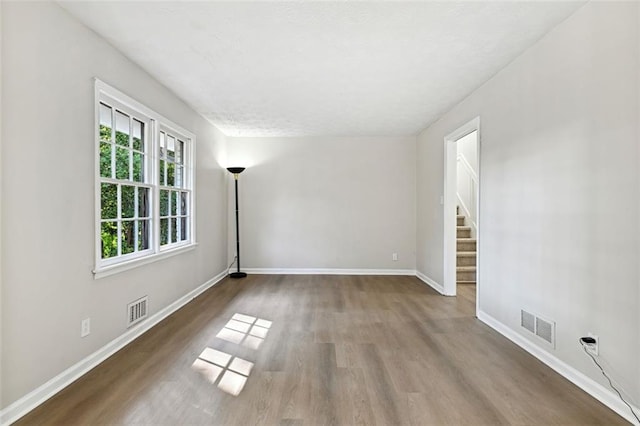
[
  {"left": 191, "top": 313, "right": 271, "bottom": 397},
  {"left": 215, "top": 313, "right": 272, "bottom": 350},
  {"left": 191, "top": 347, "right": 254, "bottom": 396}
]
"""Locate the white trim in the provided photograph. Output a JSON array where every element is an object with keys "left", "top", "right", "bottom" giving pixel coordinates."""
[
  {"left": 157, "top": 123, "right": 195, "bottom": 249},
  {"left": 456, "top": 194, "right": 473, "bottom": 225},
  {"left": 475, "top": 125, "right": 482, "bottom": 316},
  {"left": 456, "top": 152, "right": 478, "bottom": 183},
  {"left": 456, "top": 152, "right": 479, "bottom": 237},
  {"left": 243, "top": 268, "right": 416, "bottom": 276},
  {"left": 477, "top": 310, "right": 640, "bottom": 426},
  {"left": 93, "top": 242, "right": 197, "bottom": 279},
  {"left": 0, "top": 0, "right": 3, "bottom": 412},
  {"left": 444, "top": 117, "right": 480, "bottom": 298},
  {"left": 0, "top": 270, "right": 228, "bottom": 426},
  {"left": 456, "top": 193, "right": 478, "bottom": 239},
  {"left": 415, "top": 270, "right": 447, "bottom": 295},
  {"left": 94, "top": 78, "right": 197, "bottom": 277}
]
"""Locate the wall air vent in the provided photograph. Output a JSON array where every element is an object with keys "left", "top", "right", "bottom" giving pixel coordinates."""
[
  {"left": 521, "top": 310, "right": 536, "bottom": 333},
  {"left": 521, "top": 309, "right": 555, "bottom": 348},
  {"left": 127, "top": 296, "right": 148, "bottom": 328},
  {"left": 535, "top": 316, "right": 555, "bottom": 346}
]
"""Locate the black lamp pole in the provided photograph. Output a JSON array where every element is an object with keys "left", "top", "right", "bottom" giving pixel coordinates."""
[{"left": 227, "top": 167, "right": 247, "bottom": 278}]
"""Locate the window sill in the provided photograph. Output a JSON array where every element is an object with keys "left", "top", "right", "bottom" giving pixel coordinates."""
[{"left": 93, "top": 243, "right": 198, "bottom": 280}]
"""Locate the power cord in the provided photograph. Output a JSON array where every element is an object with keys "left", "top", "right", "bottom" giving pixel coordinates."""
[
  {"left": 579, "top": 339, "right": 640, "bottom": 424},
  {"left": 227, "top": 256, "right": 237, "bottom": 275}
]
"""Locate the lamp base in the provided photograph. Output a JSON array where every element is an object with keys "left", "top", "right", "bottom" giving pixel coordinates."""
[{"left": 229, "top": 272, "right": 247, "bottom": 279}]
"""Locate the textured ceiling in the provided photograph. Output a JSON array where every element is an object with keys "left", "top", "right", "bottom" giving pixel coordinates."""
[{"left": 59, "top": 1, "right": 584, "bottom": 137}]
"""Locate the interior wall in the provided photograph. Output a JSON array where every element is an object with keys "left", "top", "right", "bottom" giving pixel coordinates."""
[
  {"left": 417, "top": 1, "right": 639, "bottom": 403},
  {"left": 637, "top": 0, "right": 640, "bottom": 403},
  {"left": 226, "top": 136, "right": 416, "bottom": 271},
  {"left": 0, "top": 0, "right": 4, "bottom": 409},
  {"left": 1, "top": 1, "right": 228, "bottom": 408},
  {"left": 456, "top": 131, "right": 477, "bottom": 172},
  {"left": 456, "top": 131, "right": 478, "bottom": 228}
]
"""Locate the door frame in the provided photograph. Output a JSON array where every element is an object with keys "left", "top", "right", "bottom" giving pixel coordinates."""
[{"left": 443, "top": 117, "right": 480, "bottom": 311}]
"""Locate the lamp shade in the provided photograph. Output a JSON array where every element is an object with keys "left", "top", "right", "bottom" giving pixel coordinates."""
[{"left": 227, "top": 167, "right": 245, "bottom": 174}]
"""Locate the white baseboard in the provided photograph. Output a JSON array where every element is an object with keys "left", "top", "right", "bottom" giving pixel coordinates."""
[
  {"left": 16, "top": 271, "right": 631, "bottom": 426},
  {"left": 477, "top": 310, "right": 640, "bottom": 426},
  {"left": 0, "top": 270, "right": 228, "bottom": 426},
  {"left": 243, "top": 268, "right": 416, "bottom": 276},
  {"left": 415, "top": 270, "right": 445, "bottom": 294}
]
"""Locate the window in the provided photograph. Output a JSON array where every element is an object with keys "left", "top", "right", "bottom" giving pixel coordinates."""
[
  {"left": 98, "top": 101, "right": 152, "bottom": 260},
  {"left": 95, "top": 80, "right": 195, "bottom": 277},
  {"left": 158, "top": 128, "right": 191, "bottom": 246}
]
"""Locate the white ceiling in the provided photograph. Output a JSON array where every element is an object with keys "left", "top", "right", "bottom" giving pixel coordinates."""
[{"left": 59, "top": 1, "right": 584, "bottom": 137}]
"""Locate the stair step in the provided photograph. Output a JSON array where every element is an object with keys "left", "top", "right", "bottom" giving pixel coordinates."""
[
  {"left": 456, "top": 226, "right": 471, "bottom": 238},
  {"left": 457, "top": 238, "right": 476, "bottom": 251},
  {"left": 457, "top": 251, "right": 476, "bottom": 257},
  {"left": 456, "top": 266, "right": 476, "bottom": 272},
  {"left": 457, "top": 280, "right": 476, "bottom": 285},
  {"left": 456, "top": 266, "right": 476, "bottom": 282},
  {"left": 456, "top": 253, "right": 476, "bottom": 266},
  {"left": 456, "top": 215, "right": 465, "bottom": 226}
]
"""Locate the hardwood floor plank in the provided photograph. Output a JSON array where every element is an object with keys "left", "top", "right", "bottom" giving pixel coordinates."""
[
  {"left": 16, "top": 275, "right": 627, "bottom": 425},
  {"left": 335, "top": 367, "right": 376, "bottom": 425}
]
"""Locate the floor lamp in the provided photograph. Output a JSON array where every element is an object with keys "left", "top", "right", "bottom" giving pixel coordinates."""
[{"left": 227, "top": 167, "right": 247, "bottom": 278}]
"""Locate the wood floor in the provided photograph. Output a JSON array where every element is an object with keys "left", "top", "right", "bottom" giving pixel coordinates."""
[{"left": 18, "top": 275, "right": 625, "bottom": 425}]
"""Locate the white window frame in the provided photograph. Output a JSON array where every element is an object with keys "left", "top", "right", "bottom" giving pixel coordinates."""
[
  {"left": 94, "top": 79, "right": 196, "bottom": 279},
  {"left": 157, "top": 123, "right": 194, "bottom": 251}
]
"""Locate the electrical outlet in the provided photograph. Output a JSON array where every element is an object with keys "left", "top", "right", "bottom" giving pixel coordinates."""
[
  {"left": 81, "top": 318, "right": 91, "bottom": 338},
  {"left": 392, "top": 253, "right": 398, "bottom": 261},
  {"left": 586, "top": 332, "right": 598, "bottom": 356}
]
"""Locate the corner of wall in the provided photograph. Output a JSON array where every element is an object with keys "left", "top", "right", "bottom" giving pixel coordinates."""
[{"left": 0, "top": 0, "right": 4, "bottom": 409}]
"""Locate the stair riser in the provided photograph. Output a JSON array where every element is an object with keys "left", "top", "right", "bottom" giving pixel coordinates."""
[
  {"left": 457, "top": 256, "right": 476, "bottom": 267},
  {"left": 457, "top": 270, "right": 476, "bottom": 282},
  {"left": 457, "top": 217, "right": 465, "bottom": 226},
  {"left": 457, "top": 241, "right": 476, "bottom": 251},
  {"left": 457, "top": 229, "right": 471, "bottom": 238}
]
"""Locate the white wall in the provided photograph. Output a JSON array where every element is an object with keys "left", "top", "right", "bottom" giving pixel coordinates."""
[
  {"left": 456, "top": 131, "right": 477, "bottom": 171},
  {"left": 0, "top": 0, "right": 4, "bottom": 409},
  {"left": 226, "top": 136, "right": 416, "bottom": 271},
  {"left": 1, "top": 1, "right": 228, "bottom": 408},
  {"left": 456, "top": 131, "right": 478, "bottom": 232},
  {"left": 637, "top": 1, "right": 640, "bottom": 406},
  {"left": 417, "top": 0, "right": 639, "bottom": 406}
]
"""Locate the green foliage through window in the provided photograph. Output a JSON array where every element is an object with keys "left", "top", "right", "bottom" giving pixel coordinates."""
[
  {"left": 98, "top": 112, "right": 149, "bottom": 259},
  {"left": 97, "top": 91, "right": 193, "bottom": 267}
]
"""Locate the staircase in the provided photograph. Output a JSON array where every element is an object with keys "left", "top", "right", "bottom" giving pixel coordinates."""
[{"left": 456, "top": 206, "right": 476, "bottom": 285}]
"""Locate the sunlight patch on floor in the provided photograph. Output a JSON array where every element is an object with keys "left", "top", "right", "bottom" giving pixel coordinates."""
[
  {"left": 191, "top": 347, "right": 255, "bottom": 396},
  {"left": 216, "top": 313, "right": 272, "bottom": 350},
  {"left": 192, "top": 313, "right": 271, "bottom": 396}
]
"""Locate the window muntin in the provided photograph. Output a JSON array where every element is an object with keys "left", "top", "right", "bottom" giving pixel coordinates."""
[
  {"left": 95, "top": 81, "right": 196, "bottom": 275},
  {"left": 159, "top": 127, "right": 191, "bottom": 248},
  {"left": 98, "top": 101, "right": 152, "bottom": 262}
]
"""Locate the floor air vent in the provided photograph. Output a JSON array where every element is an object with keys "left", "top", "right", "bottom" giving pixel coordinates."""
[
  {"left": 521, "top": 309, "right": 555, "bottom": 348},
  {"left": 127, "top": 296, "right": 148, "bottom": 327}
]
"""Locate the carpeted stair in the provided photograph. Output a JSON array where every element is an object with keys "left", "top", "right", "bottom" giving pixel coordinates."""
[{"left": 456, "top": 207, "right": 476, "bottom": 284}]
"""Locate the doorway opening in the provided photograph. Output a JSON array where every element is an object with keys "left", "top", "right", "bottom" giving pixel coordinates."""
[{"left": 443, "top": 118, "right": 480, "bottom": 315}]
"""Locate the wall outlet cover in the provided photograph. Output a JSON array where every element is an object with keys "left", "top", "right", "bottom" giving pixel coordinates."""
[
  {"left": 81, "top": 318, "right": 91, "bottom": 338},
  {"left": 586, "top": 332, "right": 598, "bottom": 356}
]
